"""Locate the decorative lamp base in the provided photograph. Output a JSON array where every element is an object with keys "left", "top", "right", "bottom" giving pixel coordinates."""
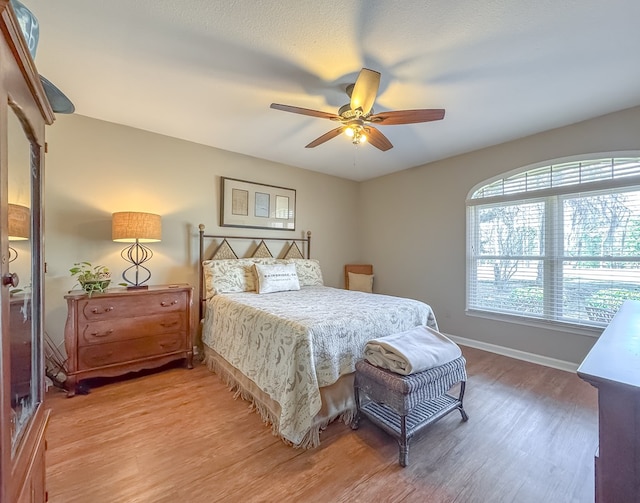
[{"left": 120, "top": 240, "right": 154, "bottom": 290}]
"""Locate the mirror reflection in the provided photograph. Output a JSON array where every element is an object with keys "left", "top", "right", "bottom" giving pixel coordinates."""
[{"left": 8, "top": 104, "right": 34, "bottom": 451}]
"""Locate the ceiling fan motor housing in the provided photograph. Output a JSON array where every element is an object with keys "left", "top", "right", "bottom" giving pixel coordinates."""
[{"left": 338, "top": 103, "right": 372, "bottom": 119}]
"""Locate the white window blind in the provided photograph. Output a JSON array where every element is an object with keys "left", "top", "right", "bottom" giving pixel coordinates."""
[{"left": 467, "top": 156, "right": 640, "bottom": 328}]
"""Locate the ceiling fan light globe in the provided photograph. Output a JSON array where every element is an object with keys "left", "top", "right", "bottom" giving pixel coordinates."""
[{"left": 345, "top": 127, "right": 355, "bottom": 137}]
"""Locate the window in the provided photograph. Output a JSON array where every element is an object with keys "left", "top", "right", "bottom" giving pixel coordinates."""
[{"left": 467, "top": 155, "right": 640, "bottom": 328}]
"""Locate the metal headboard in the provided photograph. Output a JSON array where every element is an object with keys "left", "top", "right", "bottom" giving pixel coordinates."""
[{"left": 197, "top": 224, "right": 311, "bottom": 319}]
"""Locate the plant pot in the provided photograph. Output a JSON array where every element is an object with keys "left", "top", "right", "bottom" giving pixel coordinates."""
[{"left": 79, "top": 278, "right": 111, "bottom": 294}]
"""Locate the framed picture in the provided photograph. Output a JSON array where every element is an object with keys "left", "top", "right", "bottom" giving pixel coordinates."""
[{"left": 220, "top": 177, "right": 296, "bottom": 230}]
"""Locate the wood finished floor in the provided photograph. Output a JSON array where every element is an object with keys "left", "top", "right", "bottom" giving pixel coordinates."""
[{"left": 44, "top": 346, "right": 598, "bottom": 503}]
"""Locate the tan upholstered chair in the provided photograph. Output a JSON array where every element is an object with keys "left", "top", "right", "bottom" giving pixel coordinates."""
[{"left": 344, "top": 264, "right": 374, "bottom": 292}]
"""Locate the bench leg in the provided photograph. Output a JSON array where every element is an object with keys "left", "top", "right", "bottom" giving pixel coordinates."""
[
  {"left": 457, "top": 381, "right": 469, "bottom": 422},
  {"left": 399, "top": 415, "right": 409, "bottom": 467}
]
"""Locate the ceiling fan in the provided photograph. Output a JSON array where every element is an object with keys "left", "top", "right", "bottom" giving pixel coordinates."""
[{"left": 270, "top": 68, "right": 445, "bottom": 151}]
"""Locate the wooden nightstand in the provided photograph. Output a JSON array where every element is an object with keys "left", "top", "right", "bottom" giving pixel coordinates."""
[{"left": 64, "top": 284, "right": 193, "bottom": 397}]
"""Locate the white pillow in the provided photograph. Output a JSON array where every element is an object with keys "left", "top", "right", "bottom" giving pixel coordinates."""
[
  {"left": 254, "top": 263, "right": 300, "bottom": 294},
  {"left": 348, "top": 272, "right": 374, "bottom": 293},
  {"left": 287, "top": 259, "right": 324, "bottom": 286},
  {"left": 202, "top": 258, "right": 278, "bottom": 297}
]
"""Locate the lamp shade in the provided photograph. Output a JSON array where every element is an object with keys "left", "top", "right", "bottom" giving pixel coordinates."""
[
  {"left": 112, "top": 212, "right": 161, "bottom": 243},
  {"left": 8, "top": 203, "right": 30, "bottom": 240}
]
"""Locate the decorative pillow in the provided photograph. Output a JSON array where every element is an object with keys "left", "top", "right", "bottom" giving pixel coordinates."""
[
  {"left": 254, "top": 263, "right": 300, "bottom": 294},
  {"left": 203, "top": 258, "right": 278, "bottom": 297},
  {"left": 348, "top": 272, "right": 374, "bottom": 293},
  {"left": 287, "top": 259, "right": 324, "bottom": 286}
]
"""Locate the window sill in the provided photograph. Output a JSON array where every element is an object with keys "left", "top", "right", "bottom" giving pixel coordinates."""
[{"left": 465, "top": 309, "right": 604, "bottom": 338}]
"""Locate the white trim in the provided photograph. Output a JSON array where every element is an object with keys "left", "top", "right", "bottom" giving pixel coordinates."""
[
  {"left": 466, "top": 308, "right": 603, "bottom": 338},
  {"left": 446, "top": 333, "right": 579, "bottom": 373}
]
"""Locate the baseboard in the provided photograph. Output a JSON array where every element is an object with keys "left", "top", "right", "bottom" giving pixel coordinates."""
[{"left": 445, "top": 334, "right": 579, "bottom": 373}]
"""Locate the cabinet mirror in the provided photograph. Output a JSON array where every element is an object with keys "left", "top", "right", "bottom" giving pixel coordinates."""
[{"left": 7, "top": 102, "right": 38, "bottom": 453}]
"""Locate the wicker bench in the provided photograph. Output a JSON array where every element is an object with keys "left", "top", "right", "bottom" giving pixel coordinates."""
[{"left": 352, "top": 356, "right": 468, "bottom": 467}]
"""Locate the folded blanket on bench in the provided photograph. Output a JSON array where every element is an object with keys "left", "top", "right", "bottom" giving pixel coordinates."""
[{"left": 364, "top": 325, "right": 462, "bottom": 375}]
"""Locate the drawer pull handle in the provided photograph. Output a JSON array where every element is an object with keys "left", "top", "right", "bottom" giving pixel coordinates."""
[
  {"left": 160, "top": 321, "right": 179, "bottom": 328},
  {"left": 90, "top": 329, "right": 114, "bottom": 337},
  {"left": 91, "top": 306, "right": 114, "bottom": 314},
  {"left": 160, "top": 300, "right": 179, "bottom": 307}
]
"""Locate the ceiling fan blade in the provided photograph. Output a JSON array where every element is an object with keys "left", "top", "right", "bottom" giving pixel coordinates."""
[
  {"left": 364, "top": 126, "right": 393, "bottom": 151},
  {"left": 270, "top": 103, "right": 342, "bottom": 120},
  {"left": 368, "top": 109, "right": 445, "bottom": 125},
  {"left": 305, "top": 126, "right": 346, "bottom": 148},
  {"left": 350, "top": 68, "right": 380, "bottom": 115}
]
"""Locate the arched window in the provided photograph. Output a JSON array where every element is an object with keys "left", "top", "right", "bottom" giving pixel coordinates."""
[{"left": 466, "top": 154, "right": 640, "bottom": 329}]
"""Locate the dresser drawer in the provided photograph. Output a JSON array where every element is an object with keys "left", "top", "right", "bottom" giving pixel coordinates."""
[
  {"left": 79, "top": 312, "right": 185, "bottom": 346},
  {"left": 79, "top": 291, "right": 187, "bottom": 321},
  {"left": 77, "top": 333, "right": 186, "bottom": 370}
]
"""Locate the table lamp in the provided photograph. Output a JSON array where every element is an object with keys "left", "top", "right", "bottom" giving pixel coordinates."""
[
  {"left": 8, "top": 203, "right": 29, "bottom": 262},
  {"left": 112, "top": 211, "right": 161, "bottom": 289}
]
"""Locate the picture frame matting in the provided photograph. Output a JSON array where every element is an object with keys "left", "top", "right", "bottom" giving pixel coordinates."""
[{"left": 220, "top": 177, "right": 296, "bottom": 230}]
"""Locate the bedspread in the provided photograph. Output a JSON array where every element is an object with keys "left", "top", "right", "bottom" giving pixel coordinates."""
[{"left": 202, "top": 285, "right": 437, "bottom": 446}]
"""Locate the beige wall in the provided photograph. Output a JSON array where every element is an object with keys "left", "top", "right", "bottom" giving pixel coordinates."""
[
  {"left": 360, "top": 105, "right": 640, "bottom": 365},
  {"left": 43, "top": 106, "right": 640, "bottom": 366},
  {"left": 44, "top": 114, "right": 361, "bottom": 349}
]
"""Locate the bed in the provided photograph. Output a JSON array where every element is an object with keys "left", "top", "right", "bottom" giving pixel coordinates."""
[{"left": 198, "top": 225, "right": 438, "bottom": 448}]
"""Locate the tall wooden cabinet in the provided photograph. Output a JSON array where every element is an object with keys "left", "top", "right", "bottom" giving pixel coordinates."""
[{"left": 0, "top": 1, "right": 55, "bottom": 502}]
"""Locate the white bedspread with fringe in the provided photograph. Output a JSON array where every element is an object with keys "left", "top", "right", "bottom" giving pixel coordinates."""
[{"left": 202, "top": 286, "right": 437, "bottom": 447}]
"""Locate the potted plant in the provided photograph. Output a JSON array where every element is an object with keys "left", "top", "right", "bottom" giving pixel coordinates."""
[{"left": 70, "top": 262, "right": 111, "bottom": 296}]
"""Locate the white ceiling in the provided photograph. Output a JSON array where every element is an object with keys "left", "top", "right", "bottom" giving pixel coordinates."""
[{"left": 25, "top": 0, "right": 640, "bottom": 182}]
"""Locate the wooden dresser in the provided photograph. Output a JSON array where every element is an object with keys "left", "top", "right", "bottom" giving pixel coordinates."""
[
  {"left": 64, "top": 284, "right": 193, "bottom": 397},
  {"left": 577, "top": 300, "right": 640, "bottom": 503}
]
